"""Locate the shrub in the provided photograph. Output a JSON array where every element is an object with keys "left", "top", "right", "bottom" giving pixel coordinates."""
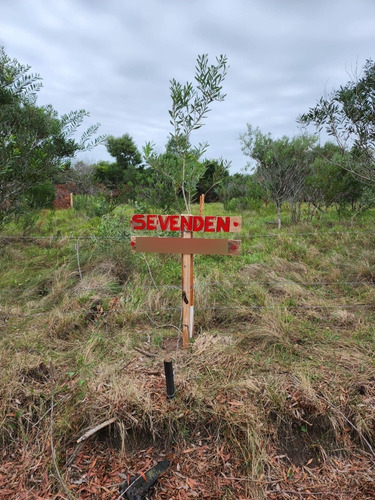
[
  {"left": 26, "top": 181, "right": 56, "bottom": 209},
  {"left": 73, "top": 194, "right": 113, "bottom": 217},
  {"left": 95, "top": 212, "right": 130, "bottom": 242}
]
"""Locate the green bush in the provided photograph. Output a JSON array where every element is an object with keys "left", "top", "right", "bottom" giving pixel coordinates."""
[
  {"left": 220, "top": 173, "right": 266, "bottom": 211},
  {"left": 225, "top": 196, "right": 263, "bottom": 212},
  {"left": 26, "top": 181, "right": 56, "bottom": 209},
  {"left": 73, "top": 194, "right": 113, "bottom": 217},
  {"left": 95, "top": 212, "right": 130, "bottom": 242}
]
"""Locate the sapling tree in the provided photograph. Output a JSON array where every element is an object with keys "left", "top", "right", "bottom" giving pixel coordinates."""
[
  {"left": 144, "top": 54, "right": 228, "bottom": 212},
  {"left": 240, "top": 124, "right": 316, "bottom": 227}
]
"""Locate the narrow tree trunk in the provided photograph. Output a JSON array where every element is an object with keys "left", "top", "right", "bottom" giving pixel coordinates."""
[
  {"left": 290, "top": 202, "right": 296, "bottom": 224},
  {"left": 276, "top": 203, "right": 282, "bottom": 229}
]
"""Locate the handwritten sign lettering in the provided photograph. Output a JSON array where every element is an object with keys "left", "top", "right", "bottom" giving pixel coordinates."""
[
  {"left": 131, "top": 214, "right": 241, "bottom": 233},
  {"left": 130, "top": 212, "right": 242, "bottom": 348}
]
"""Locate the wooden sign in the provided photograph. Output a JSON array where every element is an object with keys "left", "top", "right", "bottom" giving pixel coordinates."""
[
  {"left": 131, "top": 214, "right": 241, "bottom": 233},
  {"left": 130, "top": 212, "right": 242, "bottom": 349},
  {"left": 131, "top": 236, "right": 241, "bottom": 255}
]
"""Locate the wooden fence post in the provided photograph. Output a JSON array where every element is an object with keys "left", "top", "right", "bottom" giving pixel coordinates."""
[{"left": 199, "top": 194, "right": 205, "bottom": 216}]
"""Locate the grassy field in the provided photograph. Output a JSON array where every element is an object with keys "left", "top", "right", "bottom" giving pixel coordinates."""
[{"left": 0, "top": 203, "right": 374, "bottom": 499}]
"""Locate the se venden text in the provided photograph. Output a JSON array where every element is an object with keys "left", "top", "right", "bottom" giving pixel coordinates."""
[{"left": 130, "top": 214, "right": 240, "bottom": 233}]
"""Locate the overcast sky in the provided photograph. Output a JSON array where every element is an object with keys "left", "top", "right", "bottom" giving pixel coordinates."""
[{"left": 1, "top": 0, "right": 374, "bottom": 173}]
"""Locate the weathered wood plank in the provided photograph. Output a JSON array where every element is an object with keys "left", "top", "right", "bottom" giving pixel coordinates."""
[{"left": 131, "top": 236, "right": 241, "bottom": 255}]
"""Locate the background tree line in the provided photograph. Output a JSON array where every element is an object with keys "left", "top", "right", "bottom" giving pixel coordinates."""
[{"left": 1, "top": 47, "right": 374, "bottom": 228}]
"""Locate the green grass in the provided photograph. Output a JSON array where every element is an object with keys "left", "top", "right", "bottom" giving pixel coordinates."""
[{"left": 0, "top": 202, "right": 374, "bottom": 498}]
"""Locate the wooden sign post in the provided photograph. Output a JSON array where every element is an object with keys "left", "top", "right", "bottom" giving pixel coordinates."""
[
  {"left": 130, "top": 214, "right": 242, "bottom": 348},
  {"left": 181, "top": 227, "right": 194, "bottom": 345}
]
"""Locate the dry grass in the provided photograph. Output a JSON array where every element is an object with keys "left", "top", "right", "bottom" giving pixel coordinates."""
[{"left": 0, "top": 208, "right": 375, "bottom": 498}]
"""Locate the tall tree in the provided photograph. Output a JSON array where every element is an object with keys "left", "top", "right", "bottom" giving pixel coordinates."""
[
  {"left": 144, "top": 54, "right": 228, "bottom": 212},
  {"left": 106, "top": 134, "right": 142, "bottom": 170},
  {"left": 298, "top": 59, "right": 375, "bottom": 184},
  {"left": 0, "top": 47, "right": 104, "bottom": 221},
  {"left": 95, "top": 134, "right": 143, "bottom": 189}
]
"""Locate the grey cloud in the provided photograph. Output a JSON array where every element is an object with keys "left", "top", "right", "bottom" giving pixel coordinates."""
[{"left": 1, "top": 0, "right": 374, "bottom": 172}]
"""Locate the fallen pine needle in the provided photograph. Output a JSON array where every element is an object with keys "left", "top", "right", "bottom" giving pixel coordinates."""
[{"left": 50, "top": 360, "right": 74, "bottom": 500}]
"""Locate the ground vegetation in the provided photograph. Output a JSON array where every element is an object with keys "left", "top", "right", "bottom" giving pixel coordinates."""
[{"left": 0, "top": 203, "right": 374, "bottom": 499}]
